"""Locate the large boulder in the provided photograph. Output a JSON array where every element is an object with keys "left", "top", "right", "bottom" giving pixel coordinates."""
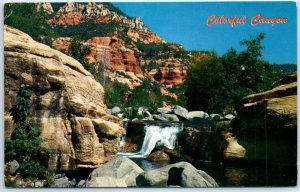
[
  {"left": 86, "top": 177, "right": 127, "bottom": 187},
  {"left": 172, "top": 105, "right": 188, "bottom": 120},
  {"left": 223, "top": 132, "right": 245, "bottom": 159},
  {"left": 136, "top": 161, "right": 218, "bottom": 187},
  {"left": 4, "top": 25, "right": 125, "bottom": 171},
  {"left": 179, "top": 127, "right": 226, "bottom": 162},
  {"left": 86, "top": 157, "right": 143, "bottom": 187},
  {"left": 232, "top": 73, "right": 297, "bottom": 165},
  {"left": 187, "top": 111, "right": 209, "bottom": 120}
]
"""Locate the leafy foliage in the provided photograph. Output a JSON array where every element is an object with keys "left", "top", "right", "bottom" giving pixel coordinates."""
[
  {"left": 104, "top": 80, "right": 130, "bottom": 109},
  {"left": 125, "top": 79, "right": 163, "bottom": 112},
  {"left": 5, "top": 84, "right": 54, "bottom": 179},
  {"left": 185, "top": 33, "right": 282, "bottom": 114},
  {"left": 4, "top": 3, "right": 55, "bottom": 45}
]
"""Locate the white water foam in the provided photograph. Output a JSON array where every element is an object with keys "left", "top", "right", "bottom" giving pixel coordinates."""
[{"left": 118, "top": 124, "right": 183, "bottom": 158}]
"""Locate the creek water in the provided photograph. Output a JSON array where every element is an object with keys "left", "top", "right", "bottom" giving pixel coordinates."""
[{"left": 117, "top": 122, "right": 297, "bottom": 187}]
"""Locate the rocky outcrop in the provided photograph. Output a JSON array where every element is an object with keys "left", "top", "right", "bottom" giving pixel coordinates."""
[
  {"left": 232, "top": 73, "right": 297, "bottom": 165},
  {"left": 86, "top": 157, "right": 143, "bottom": 187},
  {"left": 146, "top": 66, "right": 187, "bottom": 86},
  {"left": 136, "top": 161, "right": 218, "bottom": 187},
  {"left": 36, "top": 3, "right": 54, "bottom": 14},
  {"left": 4, "top": 25, "right": 125, "bottom": 171},
  {"left": 127, "top": 29, "right": 165, "bottom": 44},
  {"left": 48, "top": 2, "right": 148, "bottom": 31}
]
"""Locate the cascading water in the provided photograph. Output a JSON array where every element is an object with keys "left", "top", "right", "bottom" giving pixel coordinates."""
[
  {"left": 118, "top": 123, "right": 183, "bottom": 158},
  {"left": 118, "top": 120, "right": 128, "bottom": 152}
]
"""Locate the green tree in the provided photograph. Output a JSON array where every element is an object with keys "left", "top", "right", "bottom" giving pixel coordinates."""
[
  {"left": 125, "top": 79, "right": 163, "bottom": 112},
  {"left": 4, "top": 3, "right": 55, "bottom": 44},
  {"left": 68, "top": 37, "right": 96, "bottom": 74},
  {"left": 5, "top": 84, "right": 53, "bottom": 179},
  {"left": 185, "top": 33, "right": 281, "bottom": 114}
]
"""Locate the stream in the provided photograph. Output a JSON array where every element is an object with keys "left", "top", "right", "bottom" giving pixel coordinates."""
[{"left": 117, "top": 121, "right": 297, "bottom": 187}]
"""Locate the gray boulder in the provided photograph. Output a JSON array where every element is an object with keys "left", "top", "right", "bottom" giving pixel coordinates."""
[
  {"left": 162, "top": 114, "right": 180, "bottom": 122},
  {"left": 157, "top": 107, "right": 172, "bottom": 114},
  {"left": 6, "top": 160, "right": 19, "bottom": 175},
  {"left": 51, "top": 177, "right": 72, "bottom": 188},
  {"left": 136, "top": 161, "right": 218, "bottom": 187},
  {"left": 172, "top": 105, "right": 189, "bottom": 119},
  {"left": 187, "top": 111, "right": 209, "bottom": 120},
  {"left": 86, "top": 156, "right": 143, "bottom": 187},
  {"left": 86, "top": 176, "right": 127, "bottom": 187},
  {"left": 111, "top": 106, "right": 121, "bottom": 114}
]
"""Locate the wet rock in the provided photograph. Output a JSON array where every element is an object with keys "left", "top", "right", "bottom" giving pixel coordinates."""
[
  {"left": 136, "top": 161, "right": 218, "bottom": 187},
  {"left": 86, "top": 156, "right": 143, "bottom": 187},
  {"left": 148, "top": 150, "right": 170, "bottom": 161},
  {"left": 223, "top": 132, "right": 246, "bottom": 159}
]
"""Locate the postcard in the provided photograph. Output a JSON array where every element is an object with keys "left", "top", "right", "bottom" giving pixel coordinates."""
[{"left": 3, "top": 1, "right": 297, "bottom": 188}]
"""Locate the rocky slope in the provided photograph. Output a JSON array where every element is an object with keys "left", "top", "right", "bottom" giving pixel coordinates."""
[
  {"left": 42, "top": 2, "right": 188, "bottom": 89},
  {"left": 232, "top": 73, "right": 297, "bottom": 165},
  {"left": 4, "top": 25, "right": 125, "bottom": 171}
]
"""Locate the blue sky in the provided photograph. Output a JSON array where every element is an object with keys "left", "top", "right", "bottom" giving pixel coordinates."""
[{"left": 113, "top": 2, "right": 297, "bottom": 64}]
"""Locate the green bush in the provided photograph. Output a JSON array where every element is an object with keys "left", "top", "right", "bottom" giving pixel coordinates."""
[{"left": 5, "top": 84, "right": 54, "bottom": 180}]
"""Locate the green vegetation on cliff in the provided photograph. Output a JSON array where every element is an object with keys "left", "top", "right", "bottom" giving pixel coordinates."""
[
  {"left": 5, "top": 84, "right": 54, "bottom": 180},
  {"left": 4, "top": 3, "right": 55, "bottom": 44}
]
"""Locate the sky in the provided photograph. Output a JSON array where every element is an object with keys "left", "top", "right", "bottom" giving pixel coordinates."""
[{"left": 113, "top": 2, "right": 297, "bottom": 64}]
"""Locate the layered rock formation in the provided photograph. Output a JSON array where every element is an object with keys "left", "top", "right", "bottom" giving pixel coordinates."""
[
  {"left": 4, "top": 25, "right": 125, "bottom": 171},
  {"left": 232, "top": 73, "right": 297, "bottom": 165},
  {"left": 52, "top": 36, "right": 142, "bottom": 75}
]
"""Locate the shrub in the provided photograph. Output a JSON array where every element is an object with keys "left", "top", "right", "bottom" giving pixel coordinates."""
[{"left": 5, "top": 84, "right": 54, "bottom": 180}]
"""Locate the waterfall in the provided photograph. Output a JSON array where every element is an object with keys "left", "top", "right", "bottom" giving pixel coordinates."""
[
  {"left": 118, "top": 120, "right": 129, "bottom": 152},
  {"left": 118, "top": 123, "right": 183, "bottom": 158}
]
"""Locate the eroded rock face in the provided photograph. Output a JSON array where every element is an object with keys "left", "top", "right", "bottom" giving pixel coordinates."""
[
  {"left": 232, "top": 73, "right": 297, "bottom": 165},
  {"left": 52, "top": 36, "right": 142, "bottom": 74},
  {"left": 4, "top": 25, "right": 125, "bottom": 171}
]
